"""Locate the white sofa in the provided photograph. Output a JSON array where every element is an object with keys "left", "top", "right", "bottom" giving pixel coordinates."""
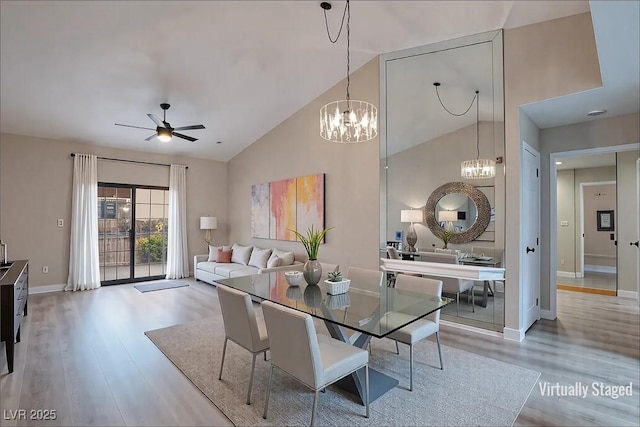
[{"left": 194, "top": 243, "right": 304, "bottom": 285}]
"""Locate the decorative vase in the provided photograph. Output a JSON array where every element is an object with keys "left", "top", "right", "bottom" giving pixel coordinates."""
[{"left": 303, "top": 259, "right": 322, "bottom": 285}]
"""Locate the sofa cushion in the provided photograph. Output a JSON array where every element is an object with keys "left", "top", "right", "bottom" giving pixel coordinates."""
[
  {"left": 267, "top": 255, "right": 280, "bottom": 268},
  {"left": 229, "top": 266, "right": 261, "bottom": 278},
  {"left": 216, "top": 249, "right": 233, "bottom": 263},
  {"left": 270, "top": 249, "right": 294, "bottom": 266},
  {"left": 231, "top": 244, "right": 253, "bottom": 265},
  {"left": 214, "top": 263, "right": 258, "bottom": 277},
  {"left": 208, "top": 245, "right": 232, "bottom": 262},
  {"left": 249, "top": 247, "right": 272, "bottom": 268},
  {"left": 197, "top": 262, "right": 219, "bottom": 274}
]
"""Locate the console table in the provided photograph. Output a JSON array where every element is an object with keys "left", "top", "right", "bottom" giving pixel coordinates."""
[{"left": 1, "top": 260, "right": 29, "bottom": 373}]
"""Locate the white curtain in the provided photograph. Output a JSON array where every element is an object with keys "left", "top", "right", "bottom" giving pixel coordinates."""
[
  {"left": 66, "top": 154, "right": 101, "bottom": 291},
  {"left": 166, "top": 164, "right": 189, "bottom": 279}
]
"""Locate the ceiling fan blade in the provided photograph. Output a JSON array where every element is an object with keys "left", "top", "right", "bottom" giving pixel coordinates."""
[
  {"left": 147, "top": 113, "right": 164, "bottom": 127},
  {"left": 172, "top": 132, "right": 197, "bottom": 142},
  {"left": 173, "top": 124, "right": 205, "bottom": 131},
  {"left": 115, "top": 123, "right": 155, "bottom": 131},
  {"left": 145, "top": 133, "right": 158, "bottom": 141}
]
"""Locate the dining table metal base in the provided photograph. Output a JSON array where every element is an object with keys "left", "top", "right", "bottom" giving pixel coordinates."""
[{"left": 322, "top": 311, "right": 399, "bottom": 405}]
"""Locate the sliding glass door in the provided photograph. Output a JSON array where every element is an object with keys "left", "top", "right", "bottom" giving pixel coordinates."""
[{"left": 98, "top": 183, "right": 169, "bottom": 285}]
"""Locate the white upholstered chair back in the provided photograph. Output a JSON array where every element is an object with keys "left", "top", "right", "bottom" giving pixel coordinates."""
[
  {"left": 347, "top": 267, "right": 384, "bottom": 294},
  {"left": 386, "top": 246, "right": 400, "bottom": 260},
  {"left": 395, "top": 275, "right": 443, "bottom": 324},
  {"left": 417, "top": 252, "right": 466, "bottom": 292},
  {"left": 217, "top": 284, "right": 264, "bottom": 351},
  {"left": 261, "top": 301, "right": 323, "bottom": 389}
]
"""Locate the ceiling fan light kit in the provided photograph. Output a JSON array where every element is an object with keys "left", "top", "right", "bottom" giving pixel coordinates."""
[
  {"left": 319, "top": 0, "right": 378, "bottom": 143},
  {"left": 115, "top": 103, "right": 205, "bottom": 143}
]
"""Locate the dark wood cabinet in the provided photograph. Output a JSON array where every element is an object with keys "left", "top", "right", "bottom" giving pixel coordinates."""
[{"left": 1, "top": 260, "right": 28, "bottom": 373}]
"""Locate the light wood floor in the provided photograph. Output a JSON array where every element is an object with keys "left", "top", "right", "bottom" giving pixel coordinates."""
[{"left": 1, "top": 279, "right": 638, "bottom": 426}]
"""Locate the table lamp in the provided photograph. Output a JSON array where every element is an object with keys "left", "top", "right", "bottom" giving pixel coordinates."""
[
  {"left": 200, "top": 216, "right": 218, "bottom": 245},
  {"left": 400, "top": 209, "right": 423, "bottom": 252}
]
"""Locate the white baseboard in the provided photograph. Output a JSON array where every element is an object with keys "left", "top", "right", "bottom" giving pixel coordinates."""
[
  {"left": 440, "top": 320, "right": 503, "bottom": 339},
  {"left": 29, "top": 284, "right": 65, "bottom": 294},
  {"left": 584, "top": 264, "right": 616, "bottom": 274},
  {"left": 557, "top": 271, "right": 576, "bottom": 278},
  {"left": 540, "top": 309, "right": 555, "bottom": 320},
  {"left": 617, "top": 290, "right": 638, "bottom": 300},
  {"left": 503, "top": 327, "right": 525, "bottom": 342},
  {"left": 576, "top": 272, "right": 584, "bottom": 278}
]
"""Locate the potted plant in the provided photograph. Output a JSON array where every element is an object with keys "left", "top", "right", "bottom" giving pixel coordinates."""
[
  {"left": 325, "top": 270, "right": 351, "bottom": 295},
  {"left": 290, "top": 225, "right": 333, "bottom": 285},
  {"left": 438, "top": 229, "right": 456, "bottom": 249}
]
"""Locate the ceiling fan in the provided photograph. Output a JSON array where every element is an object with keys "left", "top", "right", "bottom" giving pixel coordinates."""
[{"left": 115, "top": 103, "right": 205, "bottom": 142}]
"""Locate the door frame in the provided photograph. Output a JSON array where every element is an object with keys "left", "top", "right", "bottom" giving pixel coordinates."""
[{"left": 548, "top": 143, "right": 639, "bottom": 319}]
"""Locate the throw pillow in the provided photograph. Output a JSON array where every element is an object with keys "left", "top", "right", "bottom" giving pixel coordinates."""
[
  {"left": 266, "top": 255, "right": 280, "bottom": 268},
  {"left": 208, "top": 245, "right": 232, "bottom": 262},
  {"left": 249, "top": 247, "right": 273, "bottom": 268},
  {"left": 216, "top": 249, "right": 233, "bottom": 263},
  {"left": 269, "top": 249, "right": 294, "bottom": 266},
  {"left": 231, "top": 244, "right": 253, "bottom": 265}
]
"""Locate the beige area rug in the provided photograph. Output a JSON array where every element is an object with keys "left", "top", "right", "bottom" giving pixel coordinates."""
[{"left": 146, "top": 316, "right": 540, "bottom": 426}]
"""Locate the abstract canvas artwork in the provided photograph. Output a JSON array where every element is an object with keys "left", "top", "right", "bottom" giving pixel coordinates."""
[{"left": 250, "top": 173, "right": 325, "bottom": 241}]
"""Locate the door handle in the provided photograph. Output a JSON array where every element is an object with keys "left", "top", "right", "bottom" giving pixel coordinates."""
[
  {"left": 526, "top": 246, "right": 535, "bottom": 254},
  {"left": 632, "top": 241, "right": 639, "bottom": 247}
]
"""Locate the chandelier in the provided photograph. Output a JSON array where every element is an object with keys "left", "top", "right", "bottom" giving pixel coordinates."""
[
  {"left": 434, "top": 82, "right": 496, "bottom": 179},
  {"left": 319, "top": 1, "right": 377, "bottom": 143}
]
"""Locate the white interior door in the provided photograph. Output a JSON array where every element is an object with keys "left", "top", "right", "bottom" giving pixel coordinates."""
[
  {"left": 521, "top": 142, "right": 540, "bottom": 331},
  {"left": 616, "top": 151, "right": 640, "bottom": 300}
]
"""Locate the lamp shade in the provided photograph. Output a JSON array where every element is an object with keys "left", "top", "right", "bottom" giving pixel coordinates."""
[
  {"left": 438, "top": 210, "right": 458, "bottom": 222},
  {"left": 401, "top": 209, "right": 423, "bottom": 223},
  {"left": 200, "top": 216, "right": 217, "bottom": 230}
]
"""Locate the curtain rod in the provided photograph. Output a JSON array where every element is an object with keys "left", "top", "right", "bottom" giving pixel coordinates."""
[{"left": 70, "top": 153, "right": 188, "bottom": 169}]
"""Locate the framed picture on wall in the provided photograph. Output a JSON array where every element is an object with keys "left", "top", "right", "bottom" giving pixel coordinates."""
[{"left": 596, "top": 210, "right": 614, "bottom": 231}]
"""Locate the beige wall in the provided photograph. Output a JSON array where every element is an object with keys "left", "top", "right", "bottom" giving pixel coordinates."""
[
  {"left": 504, "top": 12, "right": 601, "bottom": 333},
  {"left": 556, "top": 169, "right": 575, "bottom": 274},
  {"left": 0, "top": 133, "right": 227, "bottom": 288},
  {"left": 617, "top": 150, "right": 640, "bottom": 293},
  {"left": 576, "top": 170, "right": 616, "bottom": 272},
  {"left": 583, "top": 183, "right": 616, "bottom": 269},
  {"left": 226, "top": 58, "right": 380, "bottom": 272}
]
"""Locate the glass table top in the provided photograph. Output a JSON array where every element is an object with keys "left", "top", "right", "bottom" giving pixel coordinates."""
[{"left": 215, "top": 271, "right": 452, "bottom": 339}]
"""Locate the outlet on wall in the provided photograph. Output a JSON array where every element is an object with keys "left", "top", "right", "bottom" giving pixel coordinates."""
[
  {"left": 57, "top": 218, "right": 64, "bottom": 227},
  {"left": 42, "top": 266, "right": 49, "bottom": 274},
  {"left": 560, "top": 258, "right": 565, "bottom": 265}
]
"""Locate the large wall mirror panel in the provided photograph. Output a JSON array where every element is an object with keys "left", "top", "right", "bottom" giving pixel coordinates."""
[{"left": 379, "top": 30, "right": 505, "bottom": 331}]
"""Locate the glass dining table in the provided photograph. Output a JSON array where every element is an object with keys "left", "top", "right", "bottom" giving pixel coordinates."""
[{"left": 215, "top": 271, "right": 452, "bottom": 405}]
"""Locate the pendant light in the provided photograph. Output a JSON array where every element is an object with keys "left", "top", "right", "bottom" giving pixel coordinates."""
[
  {"left": 319, "top": 1, "right": 377, "bottom": 143},
  {"left": 434, "top": 83, "right": 496, "bottom": 179}
]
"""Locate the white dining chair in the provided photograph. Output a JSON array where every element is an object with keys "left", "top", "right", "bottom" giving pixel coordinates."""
[
  {"left": 216, "top": 284, "right": 269, "bottom": 405},
  {"left": 380, "top": 275, "right": 444, "bottom": 391},
  {"left": 418, "top": 252, "right": 475, "bottom": 315},
  {"left": 346, "top": 266, "right": 384, "bottom": 294},
  {"left": 261, "top": 301, "right": 369, "bottom": 426}
]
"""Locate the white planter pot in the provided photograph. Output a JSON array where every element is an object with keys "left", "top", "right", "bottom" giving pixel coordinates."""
[{"left": 325, "top": 279, "right": 351, "bottom": 295}]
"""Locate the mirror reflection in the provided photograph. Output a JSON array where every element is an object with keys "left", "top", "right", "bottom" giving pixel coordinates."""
[
  {"left": 436, "top": 193, "right": 477, "bottom": 233},
  {"left": 379, "top": 30, "right": 505, "bottom": 332}
]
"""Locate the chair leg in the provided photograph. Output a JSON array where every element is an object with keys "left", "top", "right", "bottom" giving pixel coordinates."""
[
  {"left": 263, "top": 365, "right": 273, "bottom": 419},
  {"left": 471, "top": 288, "right": 475, "bottom": 313},
  {"left": 264, "top": 350, "right": 268, "bottom": 361},
  {"left": 218, "top": 337, "right": 228, "bottom": 380},
  {"left": 436, "top": 332, "right": 443, "bottom": 370},
  {"left": 456, "top": 293, "right": 460, "bottom": 316},
  {"left": 311, "top": 389, "right": 319, "bottom": 427},
  {"left": 395, "top": 340, "right": 399, "bottom": 355},
  {"left": 409, "top": 343, "right": 414, "bottom": 391},
  {"left": 365, "top": 365, "right": 370, "bottom": 418},
  {"left": 246, "top": 353, "right": 257, "bottom": 405}
]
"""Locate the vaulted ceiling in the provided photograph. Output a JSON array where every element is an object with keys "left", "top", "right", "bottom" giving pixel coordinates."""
[{"left": 3, "top": 1, "right": 635, "bottom": 163}]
